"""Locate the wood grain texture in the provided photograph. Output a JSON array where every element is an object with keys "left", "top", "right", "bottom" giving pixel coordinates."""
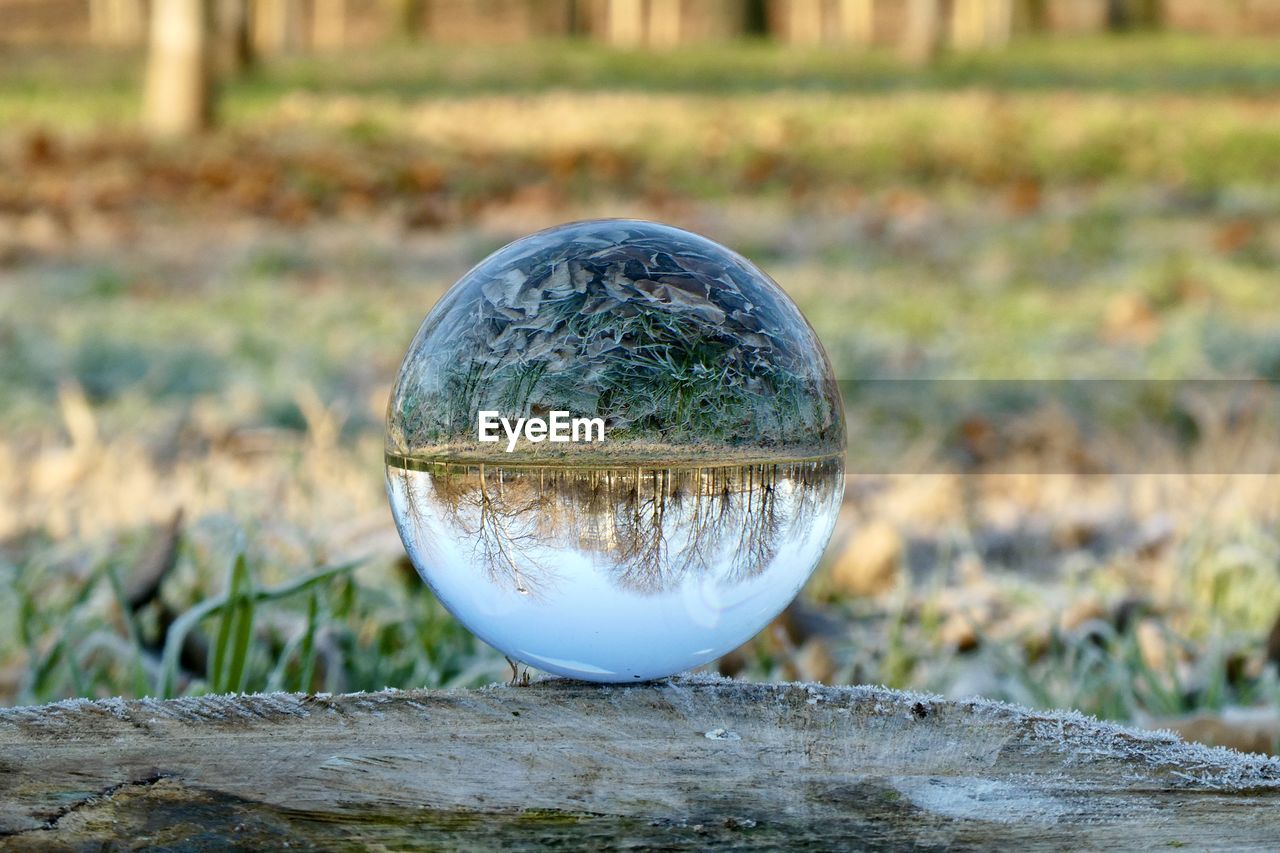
[{"left": 2, "top": 676, "right": 1279, "bottom": 849}]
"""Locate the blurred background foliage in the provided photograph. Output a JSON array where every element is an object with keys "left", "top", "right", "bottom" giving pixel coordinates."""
[{"left": 2, "top": 0, "right": 1280, "bottom": 755}]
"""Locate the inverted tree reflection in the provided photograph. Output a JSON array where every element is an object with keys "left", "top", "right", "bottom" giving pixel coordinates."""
[{"left": 393, "top": 459, "right": 843, "bottom": 597}]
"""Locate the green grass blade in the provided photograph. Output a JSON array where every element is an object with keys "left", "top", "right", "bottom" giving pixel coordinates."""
[
  {"left": 208, "top": 551, "right": 248, "bottom": 693},
  {"left": 27, "top": 638, "right": 67, "bottom": 703},
  {"left": 64, "top": 645, "right": 89, "bottom": 699},
  {"left": 296, "top": 589, "right": 320, "bottom": 694},
  {"left": 159, "top": 559, "right": 360, "bottom": 698},
  {"left": 21, "top": 562, "right": 110, "bottom": 704},
  {"left": 225, "top": 578, "right": 255, "bottom": 695}
]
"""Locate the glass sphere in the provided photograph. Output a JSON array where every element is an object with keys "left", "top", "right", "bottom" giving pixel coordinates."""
[{"left": 386, "top": 220, "right": 844, "bottom": 682}]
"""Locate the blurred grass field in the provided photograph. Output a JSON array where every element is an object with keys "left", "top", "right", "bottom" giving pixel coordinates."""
[{"left": 2, "top": 35, "right": 1279, "bottom": 748}]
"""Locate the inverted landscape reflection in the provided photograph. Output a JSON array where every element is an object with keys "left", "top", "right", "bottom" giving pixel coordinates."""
[{"left": 387, "top": 460, "right": 843, "bottom": 681}]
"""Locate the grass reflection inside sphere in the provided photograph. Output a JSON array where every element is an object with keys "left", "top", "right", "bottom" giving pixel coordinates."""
[{"left": 386, "top": 220, "right": 845, "bottom": 682}]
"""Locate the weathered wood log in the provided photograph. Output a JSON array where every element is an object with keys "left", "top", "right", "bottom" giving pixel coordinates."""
[{"left": 2, "top": 677, "right": 1279, "bottom": 848}]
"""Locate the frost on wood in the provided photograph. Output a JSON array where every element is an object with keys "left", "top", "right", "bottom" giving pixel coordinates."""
[{"left": 1, "top": 677, "right": 1278, "bottom": 848}]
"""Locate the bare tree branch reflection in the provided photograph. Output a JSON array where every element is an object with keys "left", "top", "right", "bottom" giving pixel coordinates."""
[
  {"left": 400, "top": 463, "right": 559, "bottom": 598},
  {"left": 391, "top": 458, "right": 843, "bottom": 597}
]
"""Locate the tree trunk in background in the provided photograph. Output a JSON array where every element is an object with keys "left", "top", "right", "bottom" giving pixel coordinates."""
[
  {"left": 985, "top": 0, "right": 1013, "bottom": 46},
  {"left": 313, "top": 0, "right": 348, "bottom": 49},
  {"left": 90, "top": 0, "right": 147, "bottom": 45},
  {"left": 953, "top": 0, "right": 1012, "bottom": 49},
  {"left": 214, "top": 0, "right": 254, "bottom": 74},
  {"left": 385, "top": 0, "right": 424, "bottom": 42},
  {"left": 837, "top": 0, "right": 874, "bottom": 45},
  {"left": 901, "top": 0, "right": 943, "bottom": 64},
  {"left": 950, "top": 0, "right": 982, "bottom": 50},
  {"left": 1108, "top": 0, "right": 1162, "bottom": 29},
  {"left": 743, "top": 0, "right": 769, "bottom": 35},
  {"left": 525, "top": 0, "right": 572, "bottom": 38},
  {"left": 1022, "top": 0, "right": 1048, "bottom": 31},
  {"left": 255, "top": 0, "right": 307, "bottom": 53},
  {"left": 144, "top": 0, "right": 214, "bottom": 137},
  {"left": 510, "top": 0, "right": 536, "bottom": 41},
  {"left": 566, "top": 0, "right": 585, "bottom": 35},
  {"left": 1135, "top": 0, "right": 1163, "bottom": 28},
  {"left": 785, "top": 0, "right": 824, "bottom": 45},
  {"left": 607, "top": 0, "right": 645, "bottom": 46},
  {"left": 648, "top": 0, "right": 682, "bottom": 47}
]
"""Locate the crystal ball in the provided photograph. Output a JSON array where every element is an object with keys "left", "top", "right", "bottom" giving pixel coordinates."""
[{"left": 386, "top": 220, "right": 844, "bottom": 682}]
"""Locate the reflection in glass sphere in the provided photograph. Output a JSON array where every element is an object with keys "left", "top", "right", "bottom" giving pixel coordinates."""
[{"left": 386, "top": 220, "right": 845, "bottom": 682}]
